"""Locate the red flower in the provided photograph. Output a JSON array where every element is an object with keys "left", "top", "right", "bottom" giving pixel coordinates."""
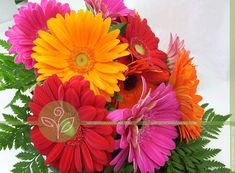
[
  {"left": 116, "top": 15, "right": 170, "bottom": 108},
  {"left": 28, "top": 75, "right": 114, "bottom": 173},
  {"left": 120, "top": 15, "right": 168, "bottom": 71}
]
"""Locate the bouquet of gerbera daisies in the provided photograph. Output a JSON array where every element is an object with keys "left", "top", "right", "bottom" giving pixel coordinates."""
[{"left": 0, "top": 0, "right": 231, "bottom": 173}]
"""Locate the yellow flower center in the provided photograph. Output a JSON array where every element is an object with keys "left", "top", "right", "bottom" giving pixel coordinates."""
[
  {"left": 134, "top": 44, "right": 145, "bottom": 55},
  {"left": 76, "top": 53, "right": 89, "bottom": 67},
  {"left": 69, "top": 50, "right": 95, "bottom": 73}
]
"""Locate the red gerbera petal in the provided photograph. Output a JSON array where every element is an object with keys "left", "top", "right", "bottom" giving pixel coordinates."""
[
  {"left": 65, "top": 88, "right": 80, "bottom": 107},
  {"left": 88, "top": 145, "right": 108, "bottom": 164},
  {"left": 33, "top": 85, "right": 53, "bottom": 106},
  {"left": 29, "top": 102, "right": 42, "bottom": 116},
  {"left": 74, "top": 146, "right": 82, "bottom": 172},
  {"left": 81, "top": 143, "right": 94, "bottom": 172},
  {"left": 80, "top": 90, "right": 96, "bottom": 106},
  {"left": 94, "top": 95, "right": 106, "bottom": 108},
  {"left": 45, "top": 143, "right": 64, "bottom": 165},
  {"left": 84, "top": 129, "right": 110, "bottom": 150},
  {"left": 78, "top": 106, "right": 97, "bottom": 121},
  {"left": 92, "top": 125, "right": 113, "bottom": 136},
  {"left": 59, "top": 146, "right": 74, "bottom": 173},
  {"left": 43, "top": 75, "right": 63, "bottom": 99}
]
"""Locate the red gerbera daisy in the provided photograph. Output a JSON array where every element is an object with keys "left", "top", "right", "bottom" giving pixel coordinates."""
[
  {"left": 116, "top": 15, "right": 170, "bottom": 108},
  {"left": 27, "top": 75, "right": 114, "bottom": 173},
  {"left": 120, "top": 15, "right": 168, "bottom": 71}
]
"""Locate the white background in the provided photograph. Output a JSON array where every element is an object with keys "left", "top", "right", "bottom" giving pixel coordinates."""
[{"left": 0, "top": 0, "right": 230, "bottom": 172}]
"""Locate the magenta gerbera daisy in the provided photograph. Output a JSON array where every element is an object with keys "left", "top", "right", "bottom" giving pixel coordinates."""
[
  {"left": 5, "top": 0, "right": 70, "bottom": 69},
  {"left": 108, "top": 77, "right": 181, "bottom": 173},
  {"left": 85, "top": 0, "right": 134, "bottom": 20}
]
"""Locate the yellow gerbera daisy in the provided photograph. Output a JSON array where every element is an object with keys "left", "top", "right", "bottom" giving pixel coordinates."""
[{"left": 32, "top": 10, "right": 130, "bottom": 101}]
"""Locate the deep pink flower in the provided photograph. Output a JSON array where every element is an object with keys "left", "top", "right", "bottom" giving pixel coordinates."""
[
  {"left": 5, "top": 0, "right": 70, "bottom": 69},
  {"left": 167, "top": 34, "right": 184, "bottom": 71},
  {"left": 85, "top": 0, "right": 134, "bottom": 20},
  {"left": 108, "top": 77, "right": 181, "bottom": 173}
]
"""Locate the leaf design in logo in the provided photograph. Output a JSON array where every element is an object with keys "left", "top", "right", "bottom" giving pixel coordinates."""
[
  {"left": 59, "top": 117, "right": 75, "bottom": 134},
  {"left": 40, "top": 117, "right": 57, "bottom": 128}
]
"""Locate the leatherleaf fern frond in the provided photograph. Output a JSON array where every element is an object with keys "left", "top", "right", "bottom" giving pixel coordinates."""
[
  {"left": 0, "top": 41, "right": 53, "bottom": 172},
  {"left": 164, "top": 104, "right": 231, "bottom": 173},
  {"left": 0, "top": 54, "right": 36, "bottom": 92},
  {"left": 11, "top": 144, "right": 49, "bottom": 173},
  {"left": 0, "top": 41, "right": 35, "bottom": 150},
  {"left": 201, "top": 103, "right": 231, "bottom": 139}
]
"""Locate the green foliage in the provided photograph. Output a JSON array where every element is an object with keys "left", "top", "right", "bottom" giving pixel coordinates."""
[
  {"left": 0, "top": 40, "right": 51, "bottom": 172},
  {"left": 15, "top": 0, "right": 25, "bottom": 4},
  {"left": 11, "top": 143, "right": 59, "bottom": 173},
  {"left": 165, "top": 104, "right": 231, "bottom": 173},
  {"left": 85, "top": 2, "right": 95, "bottom": 15},
  {"left": 105, "top": 102, "right": 116, "bottom": 112},
  {"left": 11, "top": 144, "right": 48, "bottom": 173},
  {"left": 201, "top": 107, "right": 230, "bottom": 139},
  {"left": 109, "top": 22, "right": 127, "bottom": 34},
  {"left": 0, "top": 68, "right": 51, "bottom": 172},
  {"left": 0, "top": 40, "right": 36, "bottom": 91},
  {"left": 0, "top": 91, "right": 31, "bottom": 151},
  {"left": 165, "top": 139, "right": 230, "bottom": 173},
  {"left": 0, "top": 40, "right": 60, "bottom": 173},
  {"left": 0, "top": 84, "right": 31, "bottom": 150},
  {"left": 104, "top": 163, "right": 135, "bottom": 173},
  {"left": 114, "top": 92, "right": 124, "bottom": 103},
  {"left": 0, "top": 54, "right": 36, "bottom": 91},
  {"left": 0, "top": 39, "right": 11, "bottom": 50}
]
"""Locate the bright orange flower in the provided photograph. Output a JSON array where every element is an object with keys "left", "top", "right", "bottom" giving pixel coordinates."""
[
  {"left": 169, "top": 50, "right": 204, "bottom": 142},
  {"left": 32, "top": 10, "right": 129, "bottom": 102},
  {"left": 116, "top": 57, "right": 169, "bottom": 109}
]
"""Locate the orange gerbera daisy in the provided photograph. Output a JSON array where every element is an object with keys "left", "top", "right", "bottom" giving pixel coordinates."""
[
  {"left": 32, "top": 10, "right": 130, "bottom": 101},
  {"left": 169, "top": 50, "right": 204, "bottom": 142},
  {"left": 117, "top": 58, "right": 169, "bottom": 108}
]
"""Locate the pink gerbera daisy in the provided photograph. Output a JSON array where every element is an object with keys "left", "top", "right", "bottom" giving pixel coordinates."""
[
  {"left": 167, "top": 33, "right": 185, "bottom": 71},
  {"left": 5, "top": 0, "right": 70, "bottom": 69},
  {"left": 108, "top": 77, "right": 181, "bottom": 173},
  {"left": 85, "top": 0, "right": 134, "bottom": 20}
]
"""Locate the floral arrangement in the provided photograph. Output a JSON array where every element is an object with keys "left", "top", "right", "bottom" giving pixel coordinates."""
[{"left": 0, "top": 0, "right": 231, "bottom": 173}]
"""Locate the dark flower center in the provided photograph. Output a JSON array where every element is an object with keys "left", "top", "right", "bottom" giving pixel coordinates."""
[
  {"left": 137, "top": 120, "right": 144, "bottom": 129},
  {"left": 124, "top": 75, "right": 138, "bottom": 90}
]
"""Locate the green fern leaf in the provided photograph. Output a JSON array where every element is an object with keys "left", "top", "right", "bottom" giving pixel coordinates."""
[
  {"left": 0, "top": 39, "right": 11, "bottom": 50},
  {"left": 165, "top": 104, "right": 231, "bottom": 173},
  {"left": 3, "top": 114, "right": 23, "bottom": 126},
  {"left": 12, "top": 144, "right": 49, "bottom": 173},
  {"left": 0, "top": 53, "right": 36, "bottom": 91},
  {"left": 201, "top": 108, "right": 230, "bottom": 139}
]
